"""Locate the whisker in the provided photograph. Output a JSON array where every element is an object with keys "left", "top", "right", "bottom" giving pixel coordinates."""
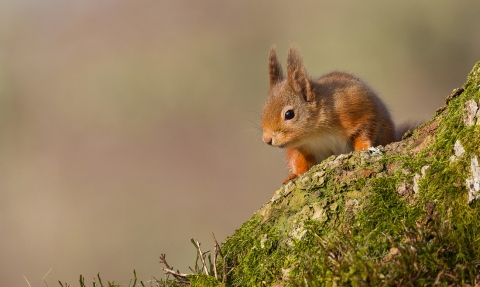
[{"left": 245, "top": 119, "right": 262, "bottom": 131}]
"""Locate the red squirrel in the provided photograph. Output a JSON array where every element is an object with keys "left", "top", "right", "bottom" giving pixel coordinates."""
[{"left": 262, "top": 46, "right": 410, "bottom": 183}]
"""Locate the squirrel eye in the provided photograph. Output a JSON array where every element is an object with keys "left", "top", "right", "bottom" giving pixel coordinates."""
[{"left": 284, "top": 109, "right": 295, "bottom": 120}]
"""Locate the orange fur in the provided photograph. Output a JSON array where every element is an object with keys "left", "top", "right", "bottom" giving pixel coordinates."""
[{"left": 284, "top": 148, "right": 316, "bottom": 183}]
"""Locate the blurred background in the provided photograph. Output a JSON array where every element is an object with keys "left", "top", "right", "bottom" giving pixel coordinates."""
[{"left": 1, "top": 0, "right": 479, "bottom": 285}]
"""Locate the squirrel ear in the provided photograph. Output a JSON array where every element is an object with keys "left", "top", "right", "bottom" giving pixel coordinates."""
[
  {"left": 286, "top": 47, "right": 314, "bottom": 102},
  {"left": 268, "top": 46, "right": 284, "bottom": 88}
]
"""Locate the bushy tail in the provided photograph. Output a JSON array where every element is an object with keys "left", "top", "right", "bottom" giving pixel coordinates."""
[{"left": 395, "top": 120, "right": 422, "bottom": 141}]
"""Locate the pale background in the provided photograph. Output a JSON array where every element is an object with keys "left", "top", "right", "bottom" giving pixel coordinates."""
[{"left": 1, "top": 1, "right": 480, "bottom": 285}]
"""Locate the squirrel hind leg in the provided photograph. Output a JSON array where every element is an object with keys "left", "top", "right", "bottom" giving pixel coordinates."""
[{"left": 351, "top": 136, "right": 373, "bottom": 151}]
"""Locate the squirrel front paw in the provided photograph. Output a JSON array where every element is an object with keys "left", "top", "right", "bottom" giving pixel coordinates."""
[{"left": 283, "top": 174, "right": 298, "bottom": 184}]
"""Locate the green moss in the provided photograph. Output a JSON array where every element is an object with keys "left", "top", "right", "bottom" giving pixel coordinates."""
[
  {"left": 219, "top": 61, "right": 480, "bottom": 286},
  {"left": 188, "top": 274, "right": 222, "bottom": 287}
]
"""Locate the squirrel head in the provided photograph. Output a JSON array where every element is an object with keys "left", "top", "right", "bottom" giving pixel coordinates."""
[{"left": 261, "top": 46, "right": 323, "bottom": 148}]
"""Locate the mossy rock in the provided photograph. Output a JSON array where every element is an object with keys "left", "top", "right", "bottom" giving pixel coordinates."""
[{"left": 190, "top": 62, "right": 480, "bottom": 286}]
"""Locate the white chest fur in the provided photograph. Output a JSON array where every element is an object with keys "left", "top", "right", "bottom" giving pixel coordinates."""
[{"left": 301, "top": 132, "right": 354, "bottom": 163}]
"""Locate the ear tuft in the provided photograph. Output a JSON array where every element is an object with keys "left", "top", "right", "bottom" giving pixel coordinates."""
[
  {"left": 286, "top": 46, "right": 314, "bottom": 101},
  {"left": 268, "top": 46, "right": 284, "bottom": 88},
  {"left": 286, "top": 46, "right": 303, "bottom": 76}
]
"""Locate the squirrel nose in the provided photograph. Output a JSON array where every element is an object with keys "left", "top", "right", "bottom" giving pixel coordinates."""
[{"left": 263, "top": 135, "right": 273, "bottom": 145}]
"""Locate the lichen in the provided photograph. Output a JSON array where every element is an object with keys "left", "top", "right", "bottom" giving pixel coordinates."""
[
  {"left": 466, "top": 156, "right": 480, "bottom": 203},
  {"left": 463, "top": 99, "right": 478, "bottom": 126}
]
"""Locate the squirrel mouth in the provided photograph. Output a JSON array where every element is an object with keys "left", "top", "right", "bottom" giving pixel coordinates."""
[
  {"left": 277, "top": 139, "right": 303, "bottom": 149},
  {"left": 276, "top": 142, "right": 290, "bottom": 148}
]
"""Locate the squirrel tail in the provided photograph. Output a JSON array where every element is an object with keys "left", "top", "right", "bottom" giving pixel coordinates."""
[{"left": 395, "top": 120, "right": 422, "bottom": 142}]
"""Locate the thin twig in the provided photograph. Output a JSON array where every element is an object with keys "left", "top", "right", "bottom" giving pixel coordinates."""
[
  {"left": 159, "top": 254, "right": 173, "bottom": 270},
  {"left": 212, "top": 233, "right": 228, "bottom": 283},
  {"left": 43, "top": 268, "right": 53, "bottom": 279},
  {"left": 161, "top": 268, "right": 189, "bottom": 284},
  {"left": 159, "top": 254, "right": 189, "bottom": 283},
  {"left": 43, "top": 268, "right": 52, "bottom": 287},
  {"left": 192, "top": 239, "right": 209, "bottom": 275},
  {"left": 212, "top": 240, "right": 218, "bottom": 279},
  {"left": 212, "top": 232, "right": 223, "bottom": 280},
  {"left": 162, "top": 268, "right": 188, "bottom": 278},
  {"left": 23, "top": 276, "right": 32, "bottom": 287},
  {"left": 212, "top": 233, "right": 224, "bottom": 257}
]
